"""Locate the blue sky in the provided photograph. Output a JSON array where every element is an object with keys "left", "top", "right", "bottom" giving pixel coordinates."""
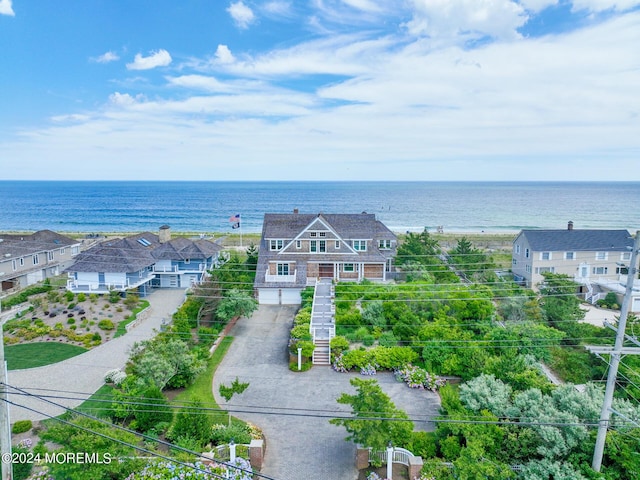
[{"left": 1, "top": 0, "right": 639, "bottom": 181}]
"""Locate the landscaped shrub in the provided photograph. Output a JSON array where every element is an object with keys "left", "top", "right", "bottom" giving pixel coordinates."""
[
  {"left": 330, "top": 336, "right": 350, "bottom": 357},
  {"left": 1, "top": 285, "right": 52, "bottom": 309},
  {"left": 353, "top": 326, "right": 370, "bottom": 342},
  {"left": 197, "top": 327, "right": 218, "bottom": 344},
  {"left": 98, "top": 319, "right": 115, "bottom": 330},
  {"left": 290, "top": 324, "right": 311, "bottom": 340},
  {"left": 378, "top": 331, "right": 398, "bottom": 347},
  {"left": 293, "top": 308, "right": 312, "bottom": 325},
  {"left": 334, "top": 346, "right": 419, "bottom": 372},
  {"left": 77, "top": 292, "right": 86, "bottom": 302},
  {"left": 11, "top": 420, "right": 33, "bottom": 434},
  {"left": 67, "top": 318, "right": 75, "bottom": 324},
  {"left": 65, "top": 291, "right": 75, "bottom": 302},
  {"left": 362, "top": 334, "right": 375, "bottom": 347},
  {"left": 210, "top": 423, "right": 252, "bottom": 445},
  {"left": 67, "top": 303, "right": 76, "bottom": 309}
]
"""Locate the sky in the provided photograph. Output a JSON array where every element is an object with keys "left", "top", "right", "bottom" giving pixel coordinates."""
[{"left": 0, "top": 0, "right": 639, "bottom": 181}]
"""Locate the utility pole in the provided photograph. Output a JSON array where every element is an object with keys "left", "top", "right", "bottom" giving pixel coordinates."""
[
  {"left": 0, "top": 297, "right": 13, "bottom": 480},
  {"left": 590, "top": 231, "right": 640, "bottom": 472}
]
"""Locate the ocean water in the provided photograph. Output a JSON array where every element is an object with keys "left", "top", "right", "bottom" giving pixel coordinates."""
[{"left": 0, "top": 181, "right": 638, "bottom": 234}]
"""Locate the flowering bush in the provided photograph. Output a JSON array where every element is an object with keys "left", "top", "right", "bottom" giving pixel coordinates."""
[
  {"left": 124, "top": 459, "right": 253, "bottom": 480},
  {"left": 360, "top": 363, "right": 379, "bottom": 376},
  {"left": 104, "top": 368, "right": 127, "bottom": 385},
  {"left": 332, "top": 353, "right": 348, "bottom": 373},
  {"left": 366, "top": 472, "right": 389, "bottom": 480},
  {"left": 394, "top": 364, "right": 446, "bottom": 392}
]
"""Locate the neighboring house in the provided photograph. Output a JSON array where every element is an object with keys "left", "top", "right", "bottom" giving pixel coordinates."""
[
  {"left": 0, "top": 230, "right": 81, "bottom": 291},
  {"left": 512, "top": 222, "right": 640, "bottom": 311},
  {"left": 254, "top": 211, "right": 397, "bottom": 305},
  {"left": 65, "top": 225, "right": 222, "bottom": 294}
]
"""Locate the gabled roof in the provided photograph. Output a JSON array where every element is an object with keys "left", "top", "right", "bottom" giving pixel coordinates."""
[
  {"left": 518, "top": 229, "right": 632, "bottom": 252},
  {"left": 262, "top": 212, "right": 396, "bottom": 241},
  {"left": 66, "top": 239, "right": 156, "bottom": 273}
]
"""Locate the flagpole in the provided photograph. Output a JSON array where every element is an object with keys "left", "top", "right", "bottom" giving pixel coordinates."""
[{"left": 240, "top": 214, "right": 243, "bottom": 249}]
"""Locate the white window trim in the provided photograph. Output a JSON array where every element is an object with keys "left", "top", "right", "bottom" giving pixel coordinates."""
[
  {"left": 19, "top": 257, "right": 24, "bottom": 266},
  {"left": 353, "top": 240, "right": 367, "bottom": 252},
  {"left": 515, "top": 244, "right": 521, "bottom": 255},
  {"left": 343, "top": 263, "right": 355, "bottom": 272},
  {"left": 296, "top": 240, "right": 301, "bottom": 249},
  {"left": 525, "top": 248, "right": 530, "bottom": 258},
  {"left": 33, "top": 254, "right": 39, "bottom": 265},
  {"left": 565, "top": 251, "right": 575, "bottom": 260},
  {"left": 12, "top": 259, "right": 17, "bottom": 271},
  {"left": 60, "top": 248, "right": 66, "bottom": 255},
  {"left": 335, "top": 241, "right": 340, "bottom": 249},
  {"left": 48, "top": 251, "right": 54, "bottom": 261},
  {"left": 270, "top": 239, "right": 283, "bottom": 251},
  {"left": 595, "top": 251, "right": 608, "bottom": 261},
  {"left": 539, "top": 251, "right": 552, "bottom": 261},
  {"left": 620, "top": 252, "right": 631, "bottom": 261},
  {"left": 277, "top": 263, "right": 290, "bottom": 276}
]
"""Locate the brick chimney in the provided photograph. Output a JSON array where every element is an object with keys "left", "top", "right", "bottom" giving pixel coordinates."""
[
  {"left": 568, "top": 221, "right": 574, "bottom": 231},
  {"left": 159, "top": 225, "right": 171, "bottom": 243},
  {"left": 293, "top": 208, "right": 299, "bottom": 214}
]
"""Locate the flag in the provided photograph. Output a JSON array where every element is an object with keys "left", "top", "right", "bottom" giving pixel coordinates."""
[{"left": 229, "top": 214, "right": 241, "bottom": 229}]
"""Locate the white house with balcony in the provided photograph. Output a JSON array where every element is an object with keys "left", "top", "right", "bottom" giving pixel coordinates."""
[
  {"left": 511, "top": 222, "right": 639, "bottom": 311},
  {"left": 254, "top": 211, "right": 397, "bottom": 305},
  {"left": 65, "top": 226, "right": 222, "bottom": 295}
]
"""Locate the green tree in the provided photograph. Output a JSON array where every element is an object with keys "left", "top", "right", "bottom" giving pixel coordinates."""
[
  {"left": 538, "top": 272, "right": 584, "bottom": 325},
  {"left": 330, "top": 378, "right": 414, "bottom": 451},
  {"left": 170, "top": 398, "right": 212, "bottom": 447},
  {"left": 361, "top": 300, "right": 385, "bottom": 329},
  {"left": 245, "top": 243, "right": 258, "bottom": 271},
  {"left": 216, "top": 288, "right": 258, "bottom": 322},
  {"left": 134, "top": 385, "right": 173, "bottom": 433}
]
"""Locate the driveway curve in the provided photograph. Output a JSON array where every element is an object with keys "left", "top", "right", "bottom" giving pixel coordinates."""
[
  {"left": 213, "top": 305, "right": 440, "bottom": 480},
  {"left": 7, "top": 289, "right": 186, "bottom": 422}
]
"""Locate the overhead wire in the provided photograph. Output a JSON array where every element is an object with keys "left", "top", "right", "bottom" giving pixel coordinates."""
[{"left": 1, "top": 382, "right": 275, "bottom": 480}]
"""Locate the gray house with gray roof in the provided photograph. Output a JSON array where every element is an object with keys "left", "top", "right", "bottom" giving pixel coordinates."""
[
  {"left": 0, "top": 230, "right": 81, "bottom": 291},
  {"left": 66, "top": 226, "right": 222, "bottom": 294},
  {"left": 512, "top": 222, "right": 634, "bottom": 295},
  {"left": 255, "top": 211, "right": 397, "bottom": 304}
]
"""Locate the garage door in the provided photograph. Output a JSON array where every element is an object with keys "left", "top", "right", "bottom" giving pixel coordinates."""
[
  {"left": 259, "top": 288, "right": 280, "bottom": 305},
  {"left": 281, "top": 289, "right": 302, "bottom": 305}
]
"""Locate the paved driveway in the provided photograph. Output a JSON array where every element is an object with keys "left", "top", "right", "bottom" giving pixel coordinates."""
[
  {"left": 213, "top": 305, "right": 441, "bottom": 480},
  {"left": 7, "top": 288, "right": 186, "bottom": 422}
]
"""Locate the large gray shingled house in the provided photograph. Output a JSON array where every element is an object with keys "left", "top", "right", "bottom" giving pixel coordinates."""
[{"left": 254, "top": 211, "right": 397, "bottom": 304}]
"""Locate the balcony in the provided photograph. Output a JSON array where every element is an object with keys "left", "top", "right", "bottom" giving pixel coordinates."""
[{"left": 265, "top": 270, "right": 297, "bottom": 283}]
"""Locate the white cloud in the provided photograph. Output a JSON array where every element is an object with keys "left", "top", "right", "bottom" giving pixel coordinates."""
[
  {"left": 519, "top": 0, "right": 559, "bottom": 12},
  {"left": 341, "top": 0, "right": 383, "bottom": 12},
  {"left": 126, "top": 49, "right": 172, "bottom": 70},
  {"left": 405, "top": 0, "right": 528, "bottom": 40},
  {"left": 262, "top": 1, "right": 293, "bottom": 18},
  {"left": 166, "top": 74, "right": 230, "bottom": 92},
  {"left": 0, "top": 0, "right": 14, "bottom": 16},
  {"left": 227, "top": 1, "right": 256, "bottom": 29},
  {"left": 571, "top": 0, "right": 640, "bottom": 11},
  {"left": 93, "top": 51, "right": 120, "bottom": 63},
  {"left": 215, "top": 45, "right": 235, "bottom": 64},
  {"left": 109, "top": 92, "right": 145, "bottom": 106}
]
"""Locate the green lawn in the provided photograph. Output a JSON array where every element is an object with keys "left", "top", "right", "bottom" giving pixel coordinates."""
[
  {"left": 73, "top": 384, "right": 116, "bottom": 418},
  {"left": 172, "top": 336, "right": 234, "bottom": 424},
  {"left": 5, "top": 342, "right": 87, "bottom": 370}
]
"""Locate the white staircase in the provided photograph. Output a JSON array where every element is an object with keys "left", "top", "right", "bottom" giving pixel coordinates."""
[{"left": 312, "top": 338, "right": 331, "bottom": 365}]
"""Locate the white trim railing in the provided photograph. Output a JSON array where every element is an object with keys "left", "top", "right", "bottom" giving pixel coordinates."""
[{"left": 265, "top": 270, "right": 297, "bottom": 283}]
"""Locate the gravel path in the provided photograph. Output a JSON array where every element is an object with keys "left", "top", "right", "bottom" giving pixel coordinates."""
[
  {"left": 6, "top": 289, "right": 186, "bottom": 422},
  {"left": 212, "top": 305, "right": 440, "bottom": 480}
]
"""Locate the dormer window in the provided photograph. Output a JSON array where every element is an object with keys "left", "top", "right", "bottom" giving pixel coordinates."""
[
  {"left": 353, "top": 240, "right": 367, "bottom": 251},
  {"left": 310, "top": 232, "right": 317, "bottom": 237}
]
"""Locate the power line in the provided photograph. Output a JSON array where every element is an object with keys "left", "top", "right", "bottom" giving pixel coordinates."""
[{"left": 1, "top": 382, "right": 274, "bottom": 480}]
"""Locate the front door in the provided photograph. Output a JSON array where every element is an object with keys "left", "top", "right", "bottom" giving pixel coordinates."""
[
  {"left": 318, "top": 264, "right": 334, "bottom": 278},
  {"left": 579, "top": 263, "right": 590, "bottom": 279}
]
